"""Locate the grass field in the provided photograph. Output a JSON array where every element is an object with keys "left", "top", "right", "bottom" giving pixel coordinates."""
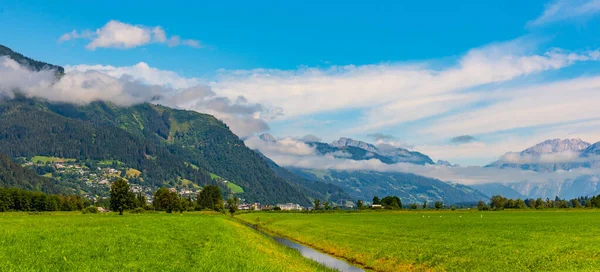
[
  {"left": 0, "top": 212, "right": 332, "bottom": 272},
  {"left": 238, "top": 210, "right": 600, "bottom": 271},
  {"left": 227, "top": 182, "right": 244, "bottom": 193},
  {"left": 31, "top": 156, "right": 76, "bottom": 163}
]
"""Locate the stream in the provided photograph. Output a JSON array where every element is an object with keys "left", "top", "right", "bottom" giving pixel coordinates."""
[{"left": 247, "top": 223, "right": 365, "bottom": 272}]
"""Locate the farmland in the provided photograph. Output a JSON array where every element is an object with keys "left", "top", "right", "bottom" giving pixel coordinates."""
[
  {"left": 238, "top": 210, "right": 600, "bottom": 271},
  {"left": 0, "top": 212, "right": 332, "bottom": 272}
]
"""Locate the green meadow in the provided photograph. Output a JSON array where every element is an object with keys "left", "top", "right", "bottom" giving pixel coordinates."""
[
  {"left": 238, "top": 210, "right": 600, "bottom": 272},
  {"left": 0, "top": 212, "right": 332, "bottom": 272}
]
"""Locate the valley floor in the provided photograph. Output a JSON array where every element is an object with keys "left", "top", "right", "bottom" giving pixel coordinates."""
[
  {"left": 238, "top": 210, "right": 600, "bottom": 272},
  {"left": 0, "top": 212, "right": 332, "bottom": 272}
]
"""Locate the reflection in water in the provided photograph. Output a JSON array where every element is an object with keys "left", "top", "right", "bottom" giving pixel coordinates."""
[{"left": 271, "top": 236, "right": 365, "bottom": 272}]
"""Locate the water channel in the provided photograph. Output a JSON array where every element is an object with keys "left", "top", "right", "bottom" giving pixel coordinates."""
[{"left": 247, "top": 223, "right": 365, "bottom": 272}]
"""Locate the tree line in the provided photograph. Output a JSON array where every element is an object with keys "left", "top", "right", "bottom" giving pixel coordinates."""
[
  {"left": 0, "top": 187, "right": 88, "bottom": 212},
  {"left": 110, "top": 179, "right": 232, "bottom": 215},
  {"left": 478, "top": 195, "right": 600, "bottom": 210}
]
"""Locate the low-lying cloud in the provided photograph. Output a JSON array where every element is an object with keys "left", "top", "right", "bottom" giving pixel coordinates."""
[
  {"left": 245, "top": 135, "right": 600, "bottom": 185},
  {"left": 0, "top": 56, "right": 272, "bottom": 137}
]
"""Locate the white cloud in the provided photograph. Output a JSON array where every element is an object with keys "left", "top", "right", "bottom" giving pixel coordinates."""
[
  {"left": 0, "top": 57, "right": 269, "bottom": 137},
  {"left": 65, "top": 62, "right": 204, "bottom": 89},
  {"left": 244, "top": 135, "right": 600, "bottom": 185},
  {"left": 58, "top": 20, "right": 201, "bottom": 50},
  {"left": 423, "top": 75, "right": 600, "bottom": 136},
  {"left": 498, "top": 150, "right": 585, "bottom": 164},
  {"left": 212, "top": 38, "right": 600, "bottom": 134},
  {"left": 528, "top": 0, "right": 600, "bottom": 27}
]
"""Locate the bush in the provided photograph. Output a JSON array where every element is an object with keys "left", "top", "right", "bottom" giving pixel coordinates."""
[
  {"left": 131, "top": 207, "right": 145, "bottom": 214},
  {"left": 82, "top": 206, "right": 99, "bottom": 214}
]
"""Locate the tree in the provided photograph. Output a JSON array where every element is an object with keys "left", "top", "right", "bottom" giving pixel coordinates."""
[
  {"left": 324, "top": 201, "right": 331, "bottom": 211},
  {"left": 136, "top": 192, "right": 147, "bottom": 209},
  {"left": 356, "top": 200, "right": 364, "bottom": 210},
  {"left": 410, "top": 203, "right": 418, "bottom": 209},
  {"left": 197, "top": 185, "right": 223, "bottom": 211},
  {"left": 313, "top": 199, "right": 321, "bottom": 210},
  {"left": 227, "top": 197, "right": 239, "bottom": 215},
  {"left": 153, "top": 188, "right": 180, "bottom": 213},
  {"left": 477, "top": 200, "right": 488, "bottom": 211},
  {"left": 434, "top": 201, "right": 443, "bottom": 210},
  {"left": 572, "top": 199, "right": 583, "bottom": 208},
  {"left": 490, "top": 195, "right": 507, "bottom": 210},
  {"left": 423, "top": 201, "right": 428, "bottom": 209},
  {"left": 381, "top": 196, "right": 402, "bottom": 209},
  {"left": 535, "top": 198, "right": 544, "bottom": 209},
  {"left": 110, "top": 179, "right": 130, "bottom": 215},
  {"left": 372, "top": 196, "right": 381, "bottom": 205}
]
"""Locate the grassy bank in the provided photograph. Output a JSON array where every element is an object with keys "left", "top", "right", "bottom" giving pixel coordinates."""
[
  {"left": 0, "top": 212, "right": 332, "bottom": 272},
  {"left": 238, "top": 210, "right": 600, "bottom": 271}
]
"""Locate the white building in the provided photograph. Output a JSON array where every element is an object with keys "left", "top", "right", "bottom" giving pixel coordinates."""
[{"left": 277, "top": 203, "right": 303, "bottom": 211}]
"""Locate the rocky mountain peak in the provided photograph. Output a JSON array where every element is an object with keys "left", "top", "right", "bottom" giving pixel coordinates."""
[
  {"left": 329, "top": 137, "right": 379, "bottom": 153},
  {"left": 521, "top": 138, "right": 591, "bottom": 155}
]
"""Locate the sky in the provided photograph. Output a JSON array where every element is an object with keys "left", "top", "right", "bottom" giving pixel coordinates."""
[{"left": 2, "top": 0, "right": 600, "bottom": 167}]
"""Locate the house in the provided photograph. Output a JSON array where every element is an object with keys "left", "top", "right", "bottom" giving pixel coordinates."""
[
  {"left": 371, "top": 204, "right": 382, "bottom": 208},
  {"left": 277, "top": 203, "right": 303, "bottom": 211}
]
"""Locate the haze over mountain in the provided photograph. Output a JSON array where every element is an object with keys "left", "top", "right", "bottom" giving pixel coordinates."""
[
  {"left": 483, "top": 139, "right": 600, "bottom": 199},
  {"left": 253, "top": 134, "right": 487, "bottom": 203}
]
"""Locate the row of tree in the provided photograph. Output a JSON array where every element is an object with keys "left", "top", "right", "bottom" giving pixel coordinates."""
[
  {"left": 110, "top": 179, "right": 228, "bottom": 215},
  {"left": 479, "top": 195, "right": 600, "bottom": 210},
  {"left": 0, "top": 187, "right": 88, "bottom": 212}
]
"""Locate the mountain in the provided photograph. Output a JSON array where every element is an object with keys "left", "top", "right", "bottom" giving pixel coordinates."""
[
  {"left": 256, "top": 134, "right": 486, "bottom": 203},
  {"left": 0, "top": 98, "right": 316, "bottom": 205},
  {"left": 437, "top": 160, "right": 460, "bottom": 167},
  {"left": 256, "top": 152, "right": 353, "bottom": 205},
  {"left": 319, "top": 137, "right": 434, "bottom": 165},
  {"left": 487, "top": 139, "right": 591, "bottom": 172},
  {"left": 289, "top": 168, "right": 488, "bottom": 204},
  {"left": 0, "top": 44, "right": 64, "bottom": 76},
  {"left": 0, "top": 153, "right": 63, "bottom": 194},
  {"left": 484, "top": 139, "right": 600, "bottom": 199},
  {"left": 468, "top": 183, "right": 525, "bottom": 199},
  {"left": 0, "top": 45, "right": 319, "bottom": 205}
]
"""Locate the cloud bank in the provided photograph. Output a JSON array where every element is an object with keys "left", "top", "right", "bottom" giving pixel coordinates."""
[
  {"left": 0, "top": 56, "right": 271, "bottom": 137},
  {"left": 59, "top": 20, "right": 201, "bottom": 50},
  {"left": 245, "top": 135, "right": 600, "bottom": 185}
]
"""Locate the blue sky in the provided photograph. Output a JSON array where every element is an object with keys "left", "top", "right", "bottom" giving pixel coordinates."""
[{"left": 2, "top": 0, "right": 600, "bottom": 166}]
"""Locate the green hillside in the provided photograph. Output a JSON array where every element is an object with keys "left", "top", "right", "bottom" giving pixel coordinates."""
[
  {"left": 0, "top": 97, "right": 311, "bottom": 205},
  {"left": 0, "top": 153, "right": 63, "bottom": 194},
  {"left": 289, "top": 168, "right": 488, "bottom": 204}
]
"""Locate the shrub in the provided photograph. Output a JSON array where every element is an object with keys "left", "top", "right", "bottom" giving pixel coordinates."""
[
  {"left": 131, "top": 207, "right": 145, "bottom": 214},
  {"left": 82, "top": 206, "right": 99, "bottom": 214}
]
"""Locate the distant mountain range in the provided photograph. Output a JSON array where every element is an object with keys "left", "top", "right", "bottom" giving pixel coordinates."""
[
  {"left": 257, "top": 134, "right": 487, "bottom": 203},
  {"left": 487, "top": 138, "right": 593, "bottom": 172},
  {"left": 261, "top": 133, "right": 435, "bottom": 165},
  {"left": 485, "top": 138, "right": 600, "bottom": 199}
]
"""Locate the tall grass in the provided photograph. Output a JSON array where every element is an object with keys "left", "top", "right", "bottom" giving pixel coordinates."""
[
  {"left": 238, "top": 210, "right": 600, "bottom": 271},
  {"left": 0, "top": 212, "right": 332, "bottom": 272}
]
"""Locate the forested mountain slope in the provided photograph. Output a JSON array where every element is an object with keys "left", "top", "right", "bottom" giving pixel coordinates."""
[
  {"left": 0, "top": 98, "right": 312, "bottom": 205},
  {"left": 0, "top": 153, "right": 62, "bottom": 194}
]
